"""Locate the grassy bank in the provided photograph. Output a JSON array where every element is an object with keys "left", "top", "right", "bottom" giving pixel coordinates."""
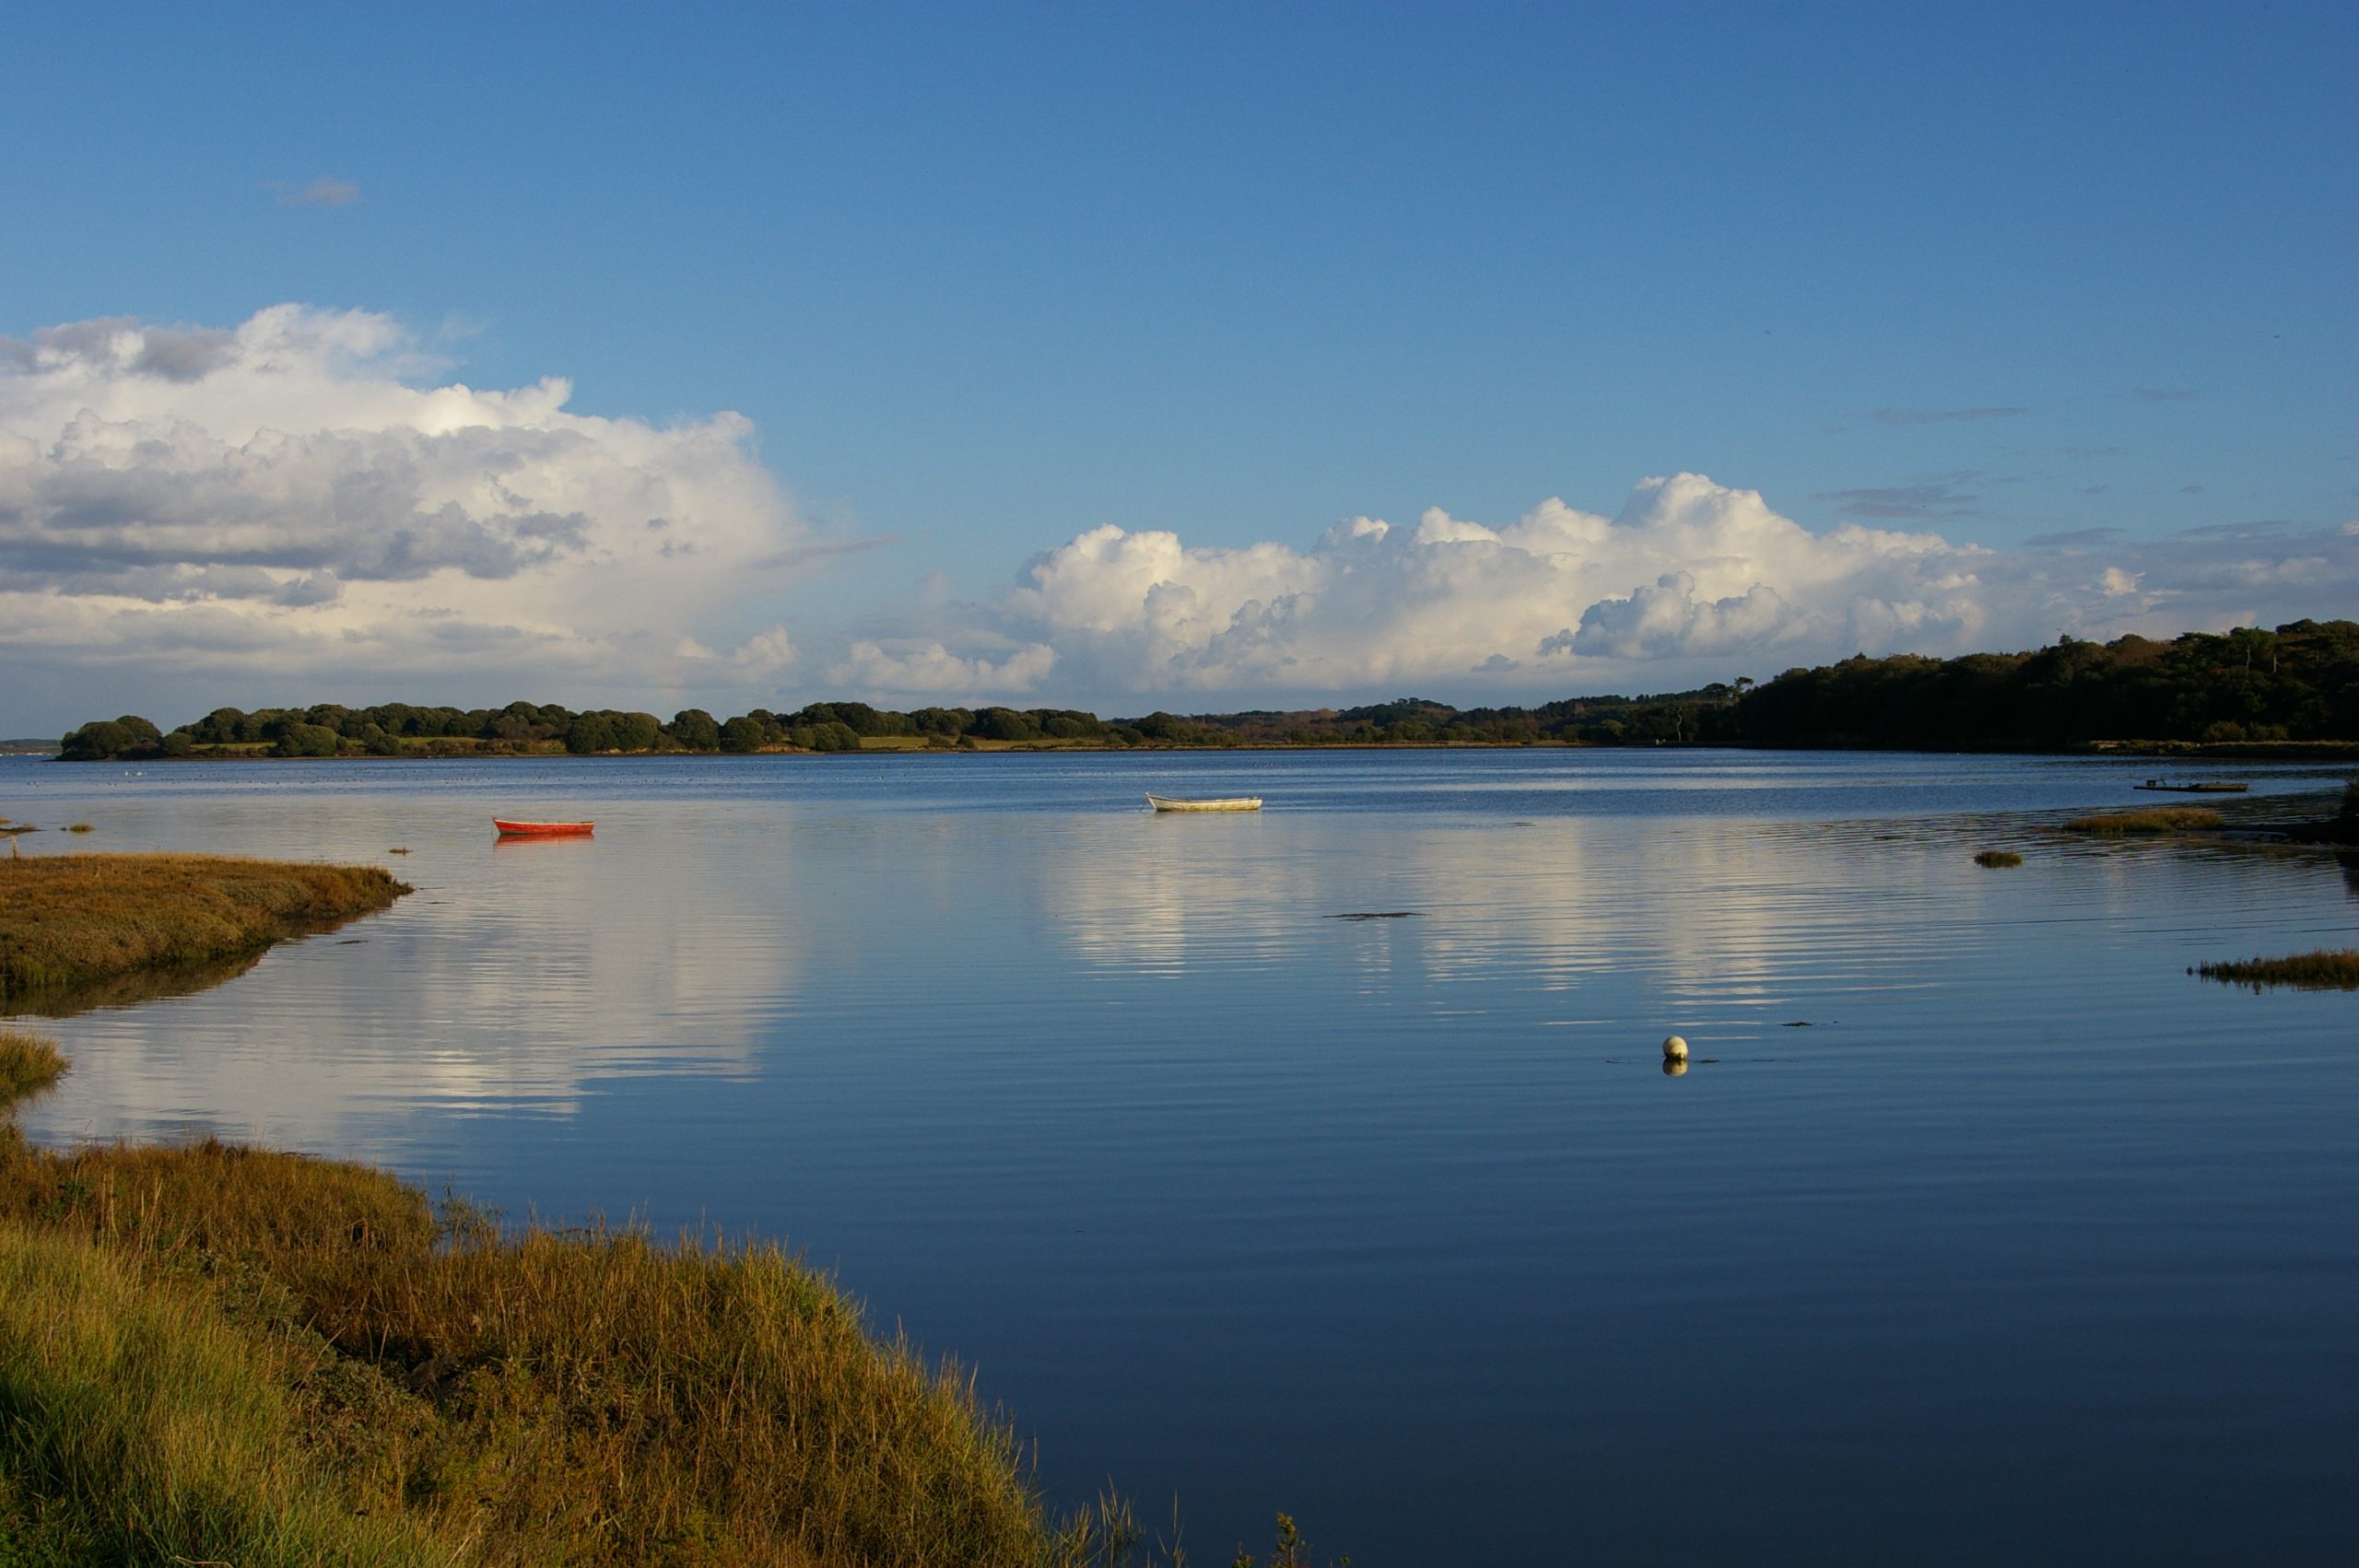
[
  {"left": 0, "top": 1035, "right": 1134, "bottom": 1566},
  {"left": 2195, "top": 950, "right": 2359, "bottom": 991},
  {"left": 0, "top": 853, "right": 407, "bottom": 1011}
]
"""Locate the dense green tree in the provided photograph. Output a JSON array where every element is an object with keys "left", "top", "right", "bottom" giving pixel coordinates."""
[
  {"left": 720, "top": 716, "right": 769, "bottom": 753},
  {"left": 970, "top": 707, "right": 1038, "bottom": 742},
  {"left": 910, "top": 707, "right": 972, "bottom": 736},
  {"left": 188, "top": 707, "right": 254, "bottom": 744},
  {"left": 271, "top": 722, "right": 344, "bottom": 757},
  {"left": 566, "top": 714, "right": 618, "bottom": 754},
  {"left": 666, "top": 709, "right": 722, "bottom": 751},
  {"left": 62, "top": 716, "right": 165, "bottom": 759},
  {"left": 611, "top": 712, "right": 664, "bottom": 752},
  {"left": 802, "top": 720, "right": 863, "bottom": 753}
]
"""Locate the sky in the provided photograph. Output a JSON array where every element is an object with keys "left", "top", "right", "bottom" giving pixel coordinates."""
[{"left": 3, "top": 1, "right": 2353, "bottom": 734}]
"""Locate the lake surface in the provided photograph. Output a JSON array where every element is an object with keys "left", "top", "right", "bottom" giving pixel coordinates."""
[{"left": 6, "top": 748, "right": 2358, "bottom": 1563}]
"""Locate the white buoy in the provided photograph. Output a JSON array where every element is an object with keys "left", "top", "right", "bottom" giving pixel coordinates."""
[{"left": 1662, "top": 1034, "right": 1689, "bottom": 1061}]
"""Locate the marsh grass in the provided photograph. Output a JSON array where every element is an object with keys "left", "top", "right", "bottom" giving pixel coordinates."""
[
  {"left": 0, "top": 1229, "right": 449, "bottom": 1567},
  {"left": 63, "top": 824, "right": 91, "bottom": 835},
  {"left": 0, "top": 853, "right": 406, "bottom": 1009},
  {"left": 2063, "top": 807, "right": 2224, "bottom": 835},
  {"left": 1973, "top": 849, "right": 2024, "bottom": 868},
  {"left": 2195, "top": 950, "right": 2359, "bottom": 991},
  {"left": 0, "top": 1036, "right": 1141, "bottom": 1567},
  {"left": 0, "top": 1035, "right": 65, "bottom": 1109},
  {"left": 1226, "top": 1514, "right": 1348, "bottom": 1568}
]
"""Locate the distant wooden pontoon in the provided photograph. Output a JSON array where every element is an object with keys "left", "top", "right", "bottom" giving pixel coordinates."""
[{"left": 2133, "top": 779, "right": 2248, "bottom": 793}]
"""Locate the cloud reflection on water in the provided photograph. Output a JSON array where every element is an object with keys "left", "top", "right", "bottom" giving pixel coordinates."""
[{"left": 17, "top": 812, "right": 798, "bottom": 1158}]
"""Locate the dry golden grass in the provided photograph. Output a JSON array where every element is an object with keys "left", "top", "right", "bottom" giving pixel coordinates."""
[
  {"left": 0, "top": 852, "right": 406, "bottom": 1008},
  {"left": 2063, "top": 807, "right": 2224, "bottom": 835},
  {"left": 2196, "top": 949, "right": 2359, "bottom": 991},
  {"left": 0, "top": 1034, "right": 66, "bottom": 1108},
  {"left": 0, "top": 1040, "right": 1137, "bottom": 1567}
]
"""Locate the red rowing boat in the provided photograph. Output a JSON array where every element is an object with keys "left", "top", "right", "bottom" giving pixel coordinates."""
[{"left": 494, "top": 819, "right": 594, "bottom": 837}]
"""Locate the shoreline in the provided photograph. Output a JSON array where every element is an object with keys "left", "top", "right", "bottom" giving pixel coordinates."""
[{"left": 30, "top": 736, "right": 2359, "bottom": 762}]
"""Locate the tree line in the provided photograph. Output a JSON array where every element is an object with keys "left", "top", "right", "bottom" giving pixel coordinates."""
[
  {"left": 52, "top": 619, "right": 2359, "bottom": 760},
  {"left": 57, "top": 700, "right": 1157, "bottom": 760}
]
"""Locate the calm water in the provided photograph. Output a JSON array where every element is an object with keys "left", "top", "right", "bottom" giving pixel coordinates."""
[{"left": 6, "top": 749, "right": 2358, "bottom": 1563}]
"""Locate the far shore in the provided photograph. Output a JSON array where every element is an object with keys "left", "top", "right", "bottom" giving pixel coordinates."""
[{"left": 33, "top": 734, "right": 2359, "bottom": 762}]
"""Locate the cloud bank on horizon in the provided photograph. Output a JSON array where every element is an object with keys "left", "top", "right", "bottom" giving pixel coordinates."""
[
  {"left": 839, "top": 480, "right": 2359, "bottom": 703},
  {"left": 5, "top": 304, "right": 2354, "bottom": 725}
]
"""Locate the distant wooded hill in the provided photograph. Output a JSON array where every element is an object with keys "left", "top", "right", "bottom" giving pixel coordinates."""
[{"left": 48, "top": 619, "right": 2359, "bottom": 760}]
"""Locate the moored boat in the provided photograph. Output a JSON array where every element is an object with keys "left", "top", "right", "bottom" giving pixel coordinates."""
[
  {"left": 1145, "top": 793, "right": 1262, "bottom": 813},
  {"left": 494, "top": 818, "right": 596, "bottom": 836}
]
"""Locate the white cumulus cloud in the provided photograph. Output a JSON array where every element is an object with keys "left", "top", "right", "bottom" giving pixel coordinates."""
[
  {"left": 847, "top": 473, "right": 2359, "bottom": 704},
  {"left": 0, "top": 305, "right": 809, "bottom": 716}
]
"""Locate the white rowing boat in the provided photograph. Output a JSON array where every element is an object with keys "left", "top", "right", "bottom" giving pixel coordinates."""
[{"left": 1146, "top": 792, "right": 1262, "bottom": 813}]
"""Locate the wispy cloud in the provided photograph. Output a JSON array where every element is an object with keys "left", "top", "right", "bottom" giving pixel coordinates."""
[
  {"left": 274, "top": 176, "right": 359, "bottom": 207},
  {"left": 2025, "top": 526, "right": 2125, "bottom": 549},
  {"left": 2178, "top": 520, "right": 2287, "bottom": 540},
  {"left": 1813, "top": 480, "right": 1982, "bottom": 520},
  {"left": 1869, "top": 405, "right": 2026, "bottom": 427}
]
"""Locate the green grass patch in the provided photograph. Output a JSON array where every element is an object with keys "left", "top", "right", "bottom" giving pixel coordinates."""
[
  {"left": 0, "top": 1226, "right": 446, "bottom": 1567},
  {"left": 2195, "top": 950, "right": 2359, "bottom": 991},
  {"left": 0, "top": 853, "right": 407, "bottom": 1011},
  {"left": 2063, "top": 807, "right": 2224, "bottom": 835},
  {"left": 1973, "top": 849, "right": 2024, "bottom": 868}
]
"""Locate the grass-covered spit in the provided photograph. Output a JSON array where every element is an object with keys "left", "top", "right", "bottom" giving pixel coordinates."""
[
  {"left": 2195, "top": 950, "right": 2359, "bottom": 991},
  {"left": 0, "top": 853, "right": 406, "bottom": 1010},
  {"left": 2063, "top": 806, "right": 2224, "bottom": 835},
  {"left": 0, "top": 1035, "right": 1135, "bottom": 1566}
]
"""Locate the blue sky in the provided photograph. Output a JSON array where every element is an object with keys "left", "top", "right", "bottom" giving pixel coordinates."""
[{"left": 3, "top": 3, "right": 2353, "bottom": 730}]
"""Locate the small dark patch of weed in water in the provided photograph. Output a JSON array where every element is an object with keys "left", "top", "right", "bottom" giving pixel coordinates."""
[{"left": 2194, "top": 950, "right": 2359, "bottom": 991}]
